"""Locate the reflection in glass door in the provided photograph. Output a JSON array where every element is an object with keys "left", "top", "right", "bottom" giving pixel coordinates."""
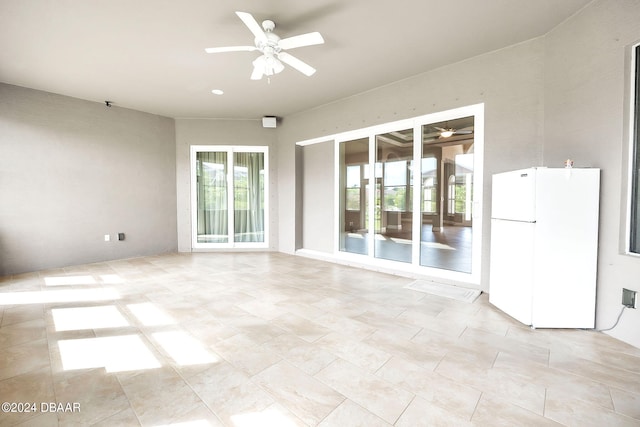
[
  {"left": 192, "top": 146, "right": 268, "bottom": 248},
  {"left": 374, "top": 129, "right": 414, "bottom": 263},
  {"left": 339, "top": 138, "right": 369, "bottom": 255},
  {"left": 420, "top": 116, "right": 474, "bottom": 272}
]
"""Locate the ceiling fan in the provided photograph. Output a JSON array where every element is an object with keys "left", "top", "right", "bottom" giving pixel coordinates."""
[{"left": 205, "top": 11, "right": 324, "bottom": 80}]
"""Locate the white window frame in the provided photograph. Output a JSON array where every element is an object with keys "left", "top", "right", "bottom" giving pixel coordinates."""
[
  {"left": 626, "top": 42, "right": 640, "bottom": 256},
  {"left": 190, "top": 145, "right": 269, "bottom": 250}
]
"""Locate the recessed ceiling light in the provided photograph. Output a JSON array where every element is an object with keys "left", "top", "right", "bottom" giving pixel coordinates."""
[{"left": 211, "top": 89, "right": 224, "bottom": 95}]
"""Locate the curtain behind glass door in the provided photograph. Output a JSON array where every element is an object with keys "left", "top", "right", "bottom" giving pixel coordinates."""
[
  {"left": 196, "top": 152, "right": 228, "bottom": 243},
  {"left": 234, "top": 152, "right": 265, "bottom": 242}
]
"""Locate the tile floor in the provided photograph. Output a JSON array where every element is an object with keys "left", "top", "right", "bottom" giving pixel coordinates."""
[{"left": 0, "top": 252, "right": 639, "bottom": 426}]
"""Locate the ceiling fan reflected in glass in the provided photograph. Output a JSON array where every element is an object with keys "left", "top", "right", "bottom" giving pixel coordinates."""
[
  {"left": 435, "top": 126, "right": 473, "bottom": 138},
  {"left": 205, "top": 11, "right": 324, "bottom": 80}
]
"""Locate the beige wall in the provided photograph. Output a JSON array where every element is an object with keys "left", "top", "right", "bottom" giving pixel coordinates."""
[
  {"left": 301, "top": 141, "right": 334, "bottom": 253},
  {"left": 174, "top": 119, "right": 279, "bottom": 252},
  {"left": 0, "top": 83, "right": 177, "bottom": 274}
]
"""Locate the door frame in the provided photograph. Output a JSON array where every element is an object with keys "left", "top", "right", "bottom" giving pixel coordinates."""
[{"left": 190, "top": 145, "right": 269, "bottom": 249}]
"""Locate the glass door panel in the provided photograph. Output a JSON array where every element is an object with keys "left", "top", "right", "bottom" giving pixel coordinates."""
[
  {"left": 374, "top": 129, "right": 413, "bottom": 263},
  {"left": 339, "top": 138, "right": 369, "bottom": 255},
  {"left": 233, "top": 152, "right": 265, "bottom": 243},
  {"left": 196, "top": 151, "right": 228, "bottom": 243},
  {"left": 420, "top": 116, "right": 474, "bottom": 272}
]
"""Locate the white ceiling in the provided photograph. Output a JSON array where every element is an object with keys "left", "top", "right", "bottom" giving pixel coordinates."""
[{"left": 0, "top": 0, "right": 591, "bottom": 119}]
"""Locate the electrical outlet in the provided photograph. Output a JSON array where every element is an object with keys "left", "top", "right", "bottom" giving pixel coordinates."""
[
  {"left": 104, "top": 234, "right": 110, "bottom": 242},
  {"left": 622, "top": 288, "right": 637, "bottom": 309}
]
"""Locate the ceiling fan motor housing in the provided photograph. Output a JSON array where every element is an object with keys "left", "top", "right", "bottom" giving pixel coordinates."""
[
  {"left": 262, "top": 20, "right": 275, "bottom": 32},
  {"left": 256, "top": 26, "right": 281, "bottom": 54}
]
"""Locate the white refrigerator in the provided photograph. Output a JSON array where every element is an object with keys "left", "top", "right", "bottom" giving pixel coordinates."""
[{"left": 489, "top": 167, "right": 600, "bottom": 328}]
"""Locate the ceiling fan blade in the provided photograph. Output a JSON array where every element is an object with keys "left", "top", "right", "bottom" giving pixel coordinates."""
[
  {"left": 278, "top": 52, "right": 316, "bottom": 76},
  {"left": 279, "top": 32, "right": 325, "bottom": 50},
  {"left": 205, "top": 46, "right": 257, "bottom": 53},
  {"left": 454, "top": 130, "right": 473, "bottom": 135},
  {"left": 236, "top": 11, "right": 267, "bottom": 43}
]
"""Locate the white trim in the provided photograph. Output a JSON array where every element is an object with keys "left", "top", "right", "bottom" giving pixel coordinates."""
[
  {"left": 367, "top": 134, "right": 375, "bottom": 257},
  {"left": 296, "top": 135, "right": 336, "bottom": 146},
  {"left": 411, "top": 124, "right": 422, "bottom": 266},
  {"left": 327, "top": 104, "right": 485, "bottom": 285},
  {"left": 190, "top": 145, "right": 269, "bottom": 250},
  {"left": 626, "top": 42, "right": 640, "bottom": 255},
  {"left": 333, "top": 140, "right": 340, "bottom": 254},
  {"left": 295, "top": 248, "right": 480, "bottom": 287}
]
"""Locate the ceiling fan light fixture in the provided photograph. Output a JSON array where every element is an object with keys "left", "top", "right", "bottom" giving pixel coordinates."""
[
  {"left": 252, "top": 54, "right": 284, "bottom": 79},
  {"left": 440, "top": 130, "right": 454, "bottom": 138}
]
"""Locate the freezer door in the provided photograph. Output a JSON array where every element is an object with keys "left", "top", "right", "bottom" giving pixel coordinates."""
[
  {"left": 489, "top": 219, "right": 535, "bottom": 325},
  {"left": 491, "top": 168, "right": 537, "bottom": 222}
]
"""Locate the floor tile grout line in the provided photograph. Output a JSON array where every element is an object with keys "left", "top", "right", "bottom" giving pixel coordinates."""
[
  {"left": 391, "top": 393, "right": 416, "bottom": 426},
  {"left": 468, "top": 391, "right": 483, "bottom": 423}
]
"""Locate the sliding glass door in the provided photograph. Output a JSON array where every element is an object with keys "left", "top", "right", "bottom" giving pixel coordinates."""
[
  {"left": 420, "top": 116, "right": 474, "bottom": 273},
  {"left": 196, "top": 151, "right": 228, "bottom": 243},
  {"left": 191, "top": 146, "right": 268, "bottom": 248},
  {"left": 336, "top": 105, "right": 483, "bottom": 282},
  {"left": 374, "top": 128, "right": 414, "bottom": 263}
]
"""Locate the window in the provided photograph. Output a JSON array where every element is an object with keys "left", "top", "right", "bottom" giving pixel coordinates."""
[
  {"left": 191, "top": 146, "right": 268, "bottom": 248},
  {"left": 345, "top": 165, "right": 361, "bottom": 211},
  {"left": 422, "top": 158, "right": 437, "bottom": 213},
  {"left": 383, "top": 160, "right": 408, "bottom": 212},
  {"left": 631, "top": 43, "right": 640, "bottom": 254}
]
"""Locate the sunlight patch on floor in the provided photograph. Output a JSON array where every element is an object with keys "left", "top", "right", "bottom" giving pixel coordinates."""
[
  {"left": 422, "top": 242, "right": 456, "bottom": 250},
  {"left": 0, "top": 288, "right": 120, "bottom": 305},
  {"left": 58, "top": 335, "right": 161, "bottom": 372},
  {"left": 52, "top": 305, "right": 129, "bottom": 332},
  {"left": 389, "top": 237, "right": 412, "bottom": 245},
  {"left": 44, "top": 275, "right": 97, "bottom": 286}
]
